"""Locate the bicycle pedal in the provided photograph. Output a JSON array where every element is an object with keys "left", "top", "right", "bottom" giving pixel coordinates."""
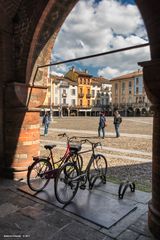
[{"left": 80, "top": 184, "right": 86, "bottom": 190}]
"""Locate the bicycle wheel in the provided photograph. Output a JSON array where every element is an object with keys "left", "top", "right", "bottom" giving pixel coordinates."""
[
  {"left": 66, "top": 154, "right": 83, "bottom": 172},
  {"left": 87, "top": 154, "right": 107, "bottom": 189},
  {"left": 27, "top": 159, "right": 52, "bottom": 192},
  {"left": 54, "top": 162, "right": 79, "bottom": 204}
]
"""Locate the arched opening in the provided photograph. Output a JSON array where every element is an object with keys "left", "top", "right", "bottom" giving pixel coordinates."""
[{"left": 1, "top": 0, "right": 160, "bottom": 238}]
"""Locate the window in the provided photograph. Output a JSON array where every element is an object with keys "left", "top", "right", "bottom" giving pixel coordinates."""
[
  {"left": 97, "top": 90, "right": 100, "bottom": 96},
  {"left": 92, "top": 100, "right": 95, "bottom": 106},
  {"left": 79, "top": 78, "right": 82, "bottom": 84},
  {"left": 84, "top": 79, "right": 86, "bottom": 84},
  {"left": 71, "top": 89, "right": 76, "bottom": 95},
  {"left": 115, "top": 83, "right": 118, "bottom": 95},
  {"left": 80, "top": 100, "right": 82, "bottom": 106},
  {"left": 80, "top": 88, "right": 83, "bottom": 94},
  {"left": 63, "top": 89, "right": 66, "bottom": 94},
  {"left": 72, "top": 99, "right": 76, "bottom": 106},
  {"left": 87, "top": 88, "right": 90, "bottom": 94},
  {"left": 136, "top": 78, "right": 139, "bottom": 85},
  {"left": 136, "top": 87, "right": 139, "bottom": 94},
  {"left": 63, "top": 98, "right": 66, "bottom": 104},
  {"left": 136, "top": 97, "right": 138, "bottom": 103},
  {"left": 122, "top": 82, "right": 125, "bottom": 95},
  {"left": 129, "top": 81, "right": 132, "bottom": 94},
  {"left": 92, "top": 90, "right": 95, "bottom": 97},
  {"left": 97, "top": 99, "right": 100, "bottom": 106},
  {"left": 143, "top": 96, "right": 145, "bottom": 103},
  {"left": 88, "top": 100, "right": 90, "bottom": 106}
]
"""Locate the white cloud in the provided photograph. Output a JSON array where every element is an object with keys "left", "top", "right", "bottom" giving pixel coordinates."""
[{"left": 52, "top": 0, "right": 150, "bottom": 79}]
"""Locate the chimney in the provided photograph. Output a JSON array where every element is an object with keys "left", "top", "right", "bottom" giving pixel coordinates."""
[{"left": 71, "top": 66, "right": 75, "bottom": 72}]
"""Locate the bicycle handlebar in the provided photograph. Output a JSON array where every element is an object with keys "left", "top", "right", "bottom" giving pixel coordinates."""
[
  {"left": 80, "top": 139, "right": 102, "bottom": 148},
  {"left": 58, "top": 134, "right": 101, "bottom": 148},
  {"left": 58, "top": 133, "right": 77, "bottom": 142},
  {"left": 58, "top": 133, "right": 66, "bottom": 137}
]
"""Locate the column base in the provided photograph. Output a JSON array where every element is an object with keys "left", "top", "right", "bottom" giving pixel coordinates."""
[
  {"left": 0, "top": 166, "right": 28, "bottom": 180},
  {"left": 148, "top": 200, "right": 160, "bottom": 239}
]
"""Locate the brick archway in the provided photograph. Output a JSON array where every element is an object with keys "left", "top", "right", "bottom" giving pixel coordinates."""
[{"left": 1, "top": 0, "right": 160, "bottom": 238}]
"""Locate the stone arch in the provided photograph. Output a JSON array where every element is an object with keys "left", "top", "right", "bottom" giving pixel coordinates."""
[
  {"left": 1, "top": 1, "right": 160, "bottom": 238},
  {"left": 141, "top": 107, "right": 147, "bottom": 116},
  {"left": 135, "top": 108, "right": 141, "bottom": 116}
]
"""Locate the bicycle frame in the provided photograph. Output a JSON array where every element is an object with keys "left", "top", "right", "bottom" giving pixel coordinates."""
[
  {"left": 68, "top": 140, "right": 101, "bottom": 183},
  {"left": 39, "top": 133, "right": 81, "bottom": 179}
]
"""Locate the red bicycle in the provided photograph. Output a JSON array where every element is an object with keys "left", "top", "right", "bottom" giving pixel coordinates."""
[{"left": 27, "top": 133, "right": 83, "bottom": 192}]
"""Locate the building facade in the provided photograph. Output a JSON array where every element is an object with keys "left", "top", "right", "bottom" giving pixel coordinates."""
[
  {"left": 91, "top": 77, "right": 112, "bottom": 115},
  {"left": 111, "top": 70, "right": 151, "bottom": 116},
  {"left": 65, "top": 67, "right": 111, "bottom": 116}
]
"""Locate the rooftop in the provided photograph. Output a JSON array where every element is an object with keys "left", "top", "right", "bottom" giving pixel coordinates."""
[{"left": 110, "top": 70, "right": 143, "bottom": 81}]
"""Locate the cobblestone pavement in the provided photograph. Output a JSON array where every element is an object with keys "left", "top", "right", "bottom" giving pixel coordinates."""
[{"left": 40, "top": 116, "right": 152, "bottom": 192}]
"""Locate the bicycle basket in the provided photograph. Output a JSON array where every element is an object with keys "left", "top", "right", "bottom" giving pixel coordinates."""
[{"left": 70, "top": 143, "right": 81, "bottom": 153}]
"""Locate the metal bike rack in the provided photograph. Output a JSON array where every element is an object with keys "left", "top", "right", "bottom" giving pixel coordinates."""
[{"left": 118, "top": 180, "right": 135, "bottom": 199}]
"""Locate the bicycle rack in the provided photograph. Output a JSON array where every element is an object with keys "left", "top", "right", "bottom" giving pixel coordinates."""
[{"left": 118, "top": 180, "right": 135, "bottom": 199}]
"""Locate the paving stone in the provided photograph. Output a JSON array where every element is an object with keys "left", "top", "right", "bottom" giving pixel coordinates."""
[
  {"left": 51, "top": 231, "right": 80, "bottom": 240},
  {"left": 0, "top": 203, "right": 19, "bottom": 218},
  {"left": 55, "top": 221, "right": 106, "bottom": 240},
  {"left": 97, "top": 182, "right": 151, "bottom": 204},
  {"left": 137, "top": 235, "right": 153, "bottom": 240},
  {"left": 10, "top": 195, "right": 37, "bottom": 208},
  {"left": 0, "top": 212, "right": 36, "bottom": 237},
  {"left": 129, "top": 217, "right": 152, "bottom": 237},
  {"left": 117, "top": 229, "right": 139, "bottom": 240},
  {"left": 27, "top": 219, "right": 60, "bottom": 240},
  {"left": 100, "top": 203, "right": 148, "bottom": 239},
  {"left": 20, "top": 206, "right": 48, "bottom": 220},
  {"left": 43, "top": 210, "right": 74, "bottom": 229},
  {"left": 0, "top": 189, "right": 18, "bottom": 204}
]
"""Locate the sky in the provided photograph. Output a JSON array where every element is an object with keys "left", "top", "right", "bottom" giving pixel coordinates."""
[{"left": 51, "top": 0, "right": 150, "bottom": 79}]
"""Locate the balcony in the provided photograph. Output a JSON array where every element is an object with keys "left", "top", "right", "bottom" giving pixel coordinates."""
[
  {"left": 86, "top": 93, "right": 91, "bottom": 98},
  {"left": 78, "top": 93, "right": 84, "bottom": 98}
]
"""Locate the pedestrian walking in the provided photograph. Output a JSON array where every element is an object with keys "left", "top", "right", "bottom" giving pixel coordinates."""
[
  {"left": 113, "top": 110, "right": 122, "bottom": 138},
  {"left": 42, "top": 111, "right": 50, "bottom": 136},
  {"left": 98, "top": 112, "right": 106, "bottom": 139}
]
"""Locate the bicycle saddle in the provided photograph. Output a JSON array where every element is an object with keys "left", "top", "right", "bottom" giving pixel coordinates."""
[{"left": 44, "top": 144, "right": 56, "bottom": 150}]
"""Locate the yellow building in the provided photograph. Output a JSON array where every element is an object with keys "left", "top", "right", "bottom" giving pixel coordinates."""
[
  {"left": 111, "top": 70, "right": 151, "bottom": 116},
  {"left": 65, "top": 67, "right": 92, "bottom": 109}
]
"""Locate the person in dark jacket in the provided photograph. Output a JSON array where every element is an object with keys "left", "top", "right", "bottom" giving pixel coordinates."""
[
  {"left": 98, "top": 112, "right": 106, "bottom": 139},
  {"left": 113, "top": 110, "right": 122, "bottom": 138},
  {"left": 42, "top": 111, "right": 50, "bottom": 136}
]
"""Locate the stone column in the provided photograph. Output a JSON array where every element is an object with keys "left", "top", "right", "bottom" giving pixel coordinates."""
[
  {"left": 3, "top": 82, "right": 47, "bottom": 180},
  {"left": 139, "top": 60, "right": 160, "bottom": 239}
]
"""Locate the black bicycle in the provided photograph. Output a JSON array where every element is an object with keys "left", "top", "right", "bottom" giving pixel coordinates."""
[
  {"left": 54, "top": 139, "right": 107, "bottom": 204},
  {"left": 27, "top": 133, "right": 83, "bottom": 192}
]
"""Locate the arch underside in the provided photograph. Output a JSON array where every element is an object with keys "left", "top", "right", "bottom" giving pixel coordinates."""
[{"left": 1, "top": 1, "right": 160, "bottom": 239}]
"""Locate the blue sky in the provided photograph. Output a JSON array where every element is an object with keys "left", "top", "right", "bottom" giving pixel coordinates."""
[
  {"left": 51, "top": 0, "right": 150, "bottom": 79},
  {"left": 119, "top": 0, "right": 135, "bottom": 4}
]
